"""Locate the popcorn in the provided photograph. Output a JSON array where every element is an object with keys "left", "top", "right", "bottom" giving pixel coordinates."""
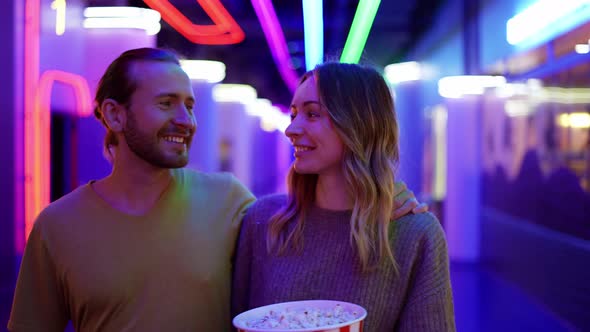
[{"left": 244, "top": 304, "right": 360, "bottom": 329}]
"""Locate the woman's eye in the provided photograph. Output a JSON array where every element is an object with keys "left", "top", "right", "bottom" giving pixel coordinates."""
[{"left": 307, "top": 111, "right": 319, "bottom": 118}]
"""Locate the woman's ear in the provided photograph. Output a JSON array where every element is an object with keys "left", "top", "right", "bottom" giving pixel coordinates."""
[{"left": 101, "top": 99, "right": 126, "bottom": 133}]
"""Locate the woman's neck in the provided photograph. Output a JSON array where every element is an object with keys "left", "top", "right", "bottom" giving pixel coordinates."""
[{"left": 315, "top": 173, "right": 353, "bottom": 211}]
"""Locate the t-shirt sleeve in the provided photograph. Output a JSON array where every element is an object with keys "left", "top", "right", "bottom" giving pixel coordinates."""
[
  {"left": 396, "top": 215, "right": 456, "bottom": 332},
  {"left": 8, "top": 219, "right": 69, "bottom": 332},
  {"left": 228, "top": 175, "right": 256, "bottom": 232}
]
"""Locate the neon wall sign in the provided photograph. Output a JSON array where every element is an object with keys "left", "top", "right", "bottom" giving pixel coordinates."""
[
  {"left": 23, "top": 0, "right": 92, "bottom": 241},
  {"left": 51, "top": 0, "right": 66, "bottom": 35}
]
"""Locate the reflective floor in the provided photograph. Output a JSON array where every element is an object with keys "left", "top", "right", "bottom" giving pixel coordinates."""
[{"left": 451, "top": 263, "right": 575, "bottom": 332}]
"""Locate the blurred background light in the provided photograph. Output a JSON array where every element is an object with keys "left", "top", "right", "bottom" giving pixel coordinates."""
[
  {"left": 83, "top": 6, "right": 161, "bottom": 35},
  {"left": 438, "top": 75, "right": 506, "bottom": 98},
  {"left": 385, "top": 61, "right": 422, "bottom": 84},
  {"left": 179, "top": 60, "right": 226, "bottom": 83}
]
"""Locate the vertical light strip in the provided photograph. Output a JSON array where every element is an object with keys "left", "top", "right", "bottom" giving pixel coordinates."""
[
  {"left": 24, "top": 0, "right": 44, "bottom": 240},
  {"left": 340, "top": 0, "right": 381, "bottom": 63},
  {"left": 251, "top": 0, "right": 299, "bottom": 92},
  {"left": 302, "top": 0, "right": 323, "bottom": 70}
]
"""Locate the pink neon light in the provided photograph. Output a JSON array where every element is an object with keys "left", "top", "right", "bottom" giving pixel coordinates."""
[
  {"left": 22, "top": 1, "right": 92, "bottom": 246},
  {"left": 38, "top": 70, "right": 93, "bottom": 118},
  {"left": 24, "top": 0, "right": 43, "bottom": 243},
  {"left": 251, "top": 0, "right": 299, "bottom": 93},
  {"left": 143, "top": 0, "right": 245, "bottom": 44}
]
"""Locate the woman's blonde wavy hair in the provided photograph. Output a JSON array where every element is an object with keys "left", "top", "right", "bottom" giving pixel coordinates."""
[{"left": 267, "top": 62, "right": 400, "bottom": 273}]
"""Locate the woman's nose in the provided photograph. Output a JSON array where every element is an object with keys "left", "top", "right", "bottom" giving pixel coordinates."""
[{"left": 285, "top": 119, "right": 303, "bottom": 138}]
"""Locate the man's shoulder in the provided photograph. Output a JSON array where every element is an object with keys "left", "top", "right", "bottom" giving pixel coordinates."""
[
  {"left": 176, "top": 168, "right": 254, "bottom": 203},
  {"left": 40, "top": 184, "right": 92, "bottom": 215},
  {"left": 176, "top": 168, "right": 240, "bottom": 187},
  {"left": 33, "top": 184, "right": 95, "bottom": 231}
]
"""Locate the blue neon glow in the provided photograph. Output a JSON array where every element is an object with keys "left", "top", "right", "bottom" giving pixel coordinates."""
[
  {"left": 302, "top": 0, "right": 324, "bottom": 70},
  {"left": 507, "top": 0, "right": 590, "bottom": 49}
]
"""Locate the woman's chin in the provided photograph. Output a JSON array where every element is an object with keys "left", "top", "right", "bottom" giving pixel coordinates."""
[{"left": 293, "top": 163, "right": 316, "bottom": 175}]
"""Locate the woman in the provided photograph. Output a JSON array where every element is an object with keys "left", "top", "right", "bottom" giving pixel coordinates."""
[{"left": 232, "top": 62, "right": 455, "bottom": 331}]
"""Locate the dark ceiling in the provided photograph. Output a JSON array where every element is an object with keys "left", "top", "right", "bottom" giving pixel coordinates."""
[{"left": 92, "top": 0, "right": 443, "bottom": 105}]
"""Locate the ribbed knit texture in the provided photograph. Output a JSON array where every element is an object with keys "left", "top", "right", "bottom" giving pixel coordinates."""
[{"left": 232, "top": 194, "right": 456, "bottom": 331}]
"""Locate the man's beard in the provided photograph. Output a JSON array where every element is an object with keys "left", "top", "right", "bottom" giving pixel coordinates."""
[{"left": 123, "top": 109, "right": 191, "bottom": 168}]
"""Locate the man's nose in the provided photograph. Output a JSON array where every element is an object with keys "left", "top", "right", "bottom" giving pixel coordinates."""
[{"left": 173, "top": 105, "right": 196, "bottom": 130}]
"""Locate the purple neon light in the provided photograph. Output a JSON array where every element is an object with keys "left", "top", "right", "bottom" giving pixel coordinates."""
[{"left": 251, "top": 0, "right": 299, "bottom": 92}]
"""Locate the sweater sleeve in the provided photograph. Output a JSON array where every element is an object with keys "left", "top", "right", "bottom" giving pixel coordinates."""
[
  {"left": 8, "top": 219, "right": 69, "bottom": 332},
  {"left": 231, "top": 202, "right": 257, "bottom": 320},
  {"left": 396, "top": 216, "right": 456, "bottom": 332}
]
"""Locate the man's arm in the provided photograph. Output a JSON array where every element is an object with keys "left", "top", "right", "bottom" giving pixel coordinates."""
[{"left": 8, "top": 220, "right": 68, "bottom": 332}]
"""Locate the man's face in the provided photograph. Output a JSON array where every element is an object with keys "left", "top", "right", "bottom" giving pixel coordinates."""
[{"left": 123, "top": 61, "right": 196, "bottom": 168}]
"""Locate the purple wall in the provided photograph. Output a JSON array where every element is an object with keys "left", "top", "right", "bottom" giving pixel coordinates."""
[{"left": 1, "top": 0, "right": 24, "bottom": 325}]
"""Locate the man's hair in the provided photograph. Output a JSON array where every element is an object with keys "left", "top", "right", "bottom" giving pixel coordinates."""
[
  {"left": 267, "top": 62, "right": 400, "bottom": 273},
  {"left": 93, "top": 47, "right": 181, "bottom": 160}
]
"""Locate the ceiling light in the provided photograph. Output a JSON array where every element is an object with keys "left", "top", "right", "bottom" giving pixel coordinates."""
[
  {"left": 179, "top": 60, "right": 226, "bottom": 83},
  {"left": 83, "top": 6, "right": 161, "bottom": 35}
]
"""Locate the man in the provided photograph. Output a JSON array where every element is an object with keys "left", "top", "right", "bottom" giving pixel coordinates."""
[{"left": 8, "top": 48, "right": 423, "bottom": 331}]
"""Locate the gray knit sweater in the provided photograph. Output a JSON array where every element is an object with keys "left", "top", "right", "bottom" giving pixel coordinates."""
[{"left": 231, "top": 194, "right": 456, "bottom": 331}]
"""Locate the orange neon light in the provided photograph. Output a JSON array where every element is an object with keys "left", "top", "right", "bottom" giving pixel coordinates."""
[
  {"left": 143, "top": 0, "right": 244, "bottom": 44},
  {"left": 24, "top": 0, "right": 42, "bottom": 240}
]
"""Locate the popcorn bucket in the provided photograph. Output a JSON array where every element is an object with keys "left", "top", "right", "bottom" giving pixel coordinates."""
[{"left": 233, "top": 300, "right": 367, "bottom": 332}]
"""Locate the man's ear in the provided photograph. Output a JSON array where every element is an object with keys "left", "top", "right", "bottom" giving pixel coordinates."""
[{"left": 101, "top": 99, "right": 126, "bottom": 133}]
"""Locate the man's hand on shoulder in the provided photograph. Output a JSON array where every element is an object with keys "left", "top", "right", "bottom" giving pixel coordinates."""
[{"left": 391, "top": 181, "right": 428, "bottom": 220}]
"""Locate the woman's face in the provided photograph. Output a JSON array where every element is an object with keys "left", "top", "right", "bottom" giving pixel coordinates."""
[{"left": 285, "top": 76, "right": 345, "bottom": 177}]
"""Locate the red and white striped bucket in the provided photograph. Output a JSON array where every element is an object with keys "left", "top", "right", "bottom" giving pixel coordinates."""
[{"left": 233, "top": 300, "right": 367, "bottom": 332}]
